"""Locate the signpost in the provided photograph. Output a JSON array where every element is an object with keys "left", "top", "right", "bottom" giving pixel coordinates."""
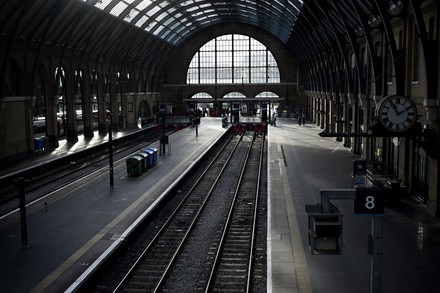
[{"left": 305, "top": 188, "right": 385, "bottom": 293}]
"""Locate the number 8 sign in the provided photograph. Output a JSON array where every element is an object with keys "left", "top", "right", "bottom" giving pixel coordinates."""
[{"left": 354, "top": 187, "right": 384, "bottom": 215}]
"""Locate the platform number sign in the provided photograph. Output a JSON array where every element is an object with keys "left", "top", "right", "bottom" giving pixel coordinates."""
[
  {"left": 354, "top": 187, "right": 384, "bottom": 215},
  {"left": 353, "top": 160, "right": 366, "bottom": 175}
]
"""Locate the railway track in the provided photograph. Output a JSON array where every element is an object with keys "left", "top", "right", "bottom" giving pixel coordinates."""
[
  {"left": 205, "top": 132, "right": 265, "bottom": 292},
  {"left": 88, "top": 130, "right": 266, "bottom": 292}
]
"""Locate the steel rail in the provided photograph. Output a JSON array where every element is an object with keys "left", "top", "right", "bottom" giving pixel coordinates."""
[
  {"left": 204, "top": 132, "right": 264, "bottom": 292},
  {"left": 112, "top": 131, "right": 244, "bottom": 292}
]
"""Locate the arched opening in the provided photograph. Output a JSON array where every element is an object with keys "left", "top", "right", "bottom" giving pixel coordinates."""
[
  {"left": 187, "top": 34, "right": 280, "bottom": 85},
  {"left": 33, "top": 65, "right": 47, "bottom": 135},
  {"left": 55, "top": 67, "right": 67, "bottom": 136},
  {"left": 188, "top": 92, "right": 214, "bottom": 116}
]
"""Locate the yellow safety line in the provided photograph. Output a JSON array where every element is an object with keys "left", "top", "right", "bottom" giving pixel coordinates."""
[{"left": 279, "top": 148, "right": 312, "bottom": 293}]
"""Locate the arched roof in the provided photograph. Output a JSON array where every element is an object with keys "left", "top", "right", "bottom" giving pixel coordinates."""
[
  {"left": 82, "top": 0, "right": 303, "bottom": 45},
  {"left": 0, "top": 0, "right": 435, "bottom": 80}
]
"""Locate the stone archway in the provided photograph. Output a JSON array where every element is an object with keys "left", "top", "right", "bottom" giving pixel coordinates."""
[{"left": 138, "top": 100, "right": 152, "bottom": 125}]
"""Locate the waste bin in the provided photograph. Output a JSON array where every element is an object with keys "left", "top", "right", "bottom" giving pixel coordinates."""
[
  {"left": 141, "top": 148, "right": 154, "bottom": 167},
  {"left": 43, "top": 136, "right": 50, "bottom": 149},
  {"left": 126, "top": 156, "right": 143, "bottom": 176},
  {"left": 135, "top": 152, "right": 149, "bottom": 171},
  {"left": 147, "top": 147, "right": 158, "bottom": 165},
  {"left": 34, "top": 137, "right": 45, "bottom": 151}
]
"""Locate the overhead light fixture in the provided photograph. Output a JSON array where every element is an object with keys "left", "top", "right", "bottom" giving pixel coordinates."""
[
  {"left": 368, "top": 14, "right": 382, "bottom": 28},
  {"left": 387, "top": 1, "right": 403, "bottom": 15}
]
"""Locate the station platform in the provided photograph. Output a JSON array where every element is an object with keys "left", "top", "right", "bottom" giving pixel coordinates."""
[
  {"left": 268, "top": 118, "right": 440, "bottom": 293},
  {"left": 0, "top": 117, "right": 227, "bottom": 292},
  {"left": 1, "top": 117, "right": 440, "bottom": 292}
]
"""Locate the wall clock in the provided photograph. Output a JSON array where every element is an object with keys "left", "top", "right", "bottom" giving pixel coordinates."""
[{"left": 377, "top": 95, "right": 417, "bottom": 132}]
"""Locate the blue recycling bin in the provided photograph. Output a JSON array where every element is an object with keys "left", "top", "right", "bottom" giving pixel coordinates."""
[
  {"left": 141, "top": 148, "right": 154, "bottom": 167},
  {"left": 34, "top": 137, "right": 45, "bottom": 151},
  {"left": 147, "top": 147, "right": 158, "bottom": 165}
]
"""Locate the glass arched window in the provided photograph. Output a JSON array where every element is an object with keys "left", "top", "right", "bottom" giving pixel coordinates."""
[
  {"left": 256, "top": 91, "right": 279, "bottom": 99},
  {"left": 187, "top": 34, "right": 280, "bottom": 84},
  {"left": 192, "top": 92, "right": 213, "bottom": 99},
  {"left": 224, "top": 92, "right": 246, "bottom": 99}
]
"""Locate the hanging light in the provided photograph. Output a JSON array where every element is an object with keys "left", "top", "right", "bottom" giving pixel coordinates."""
[{"left": 387, "top": 1, "right": 403, "bottom": 15}]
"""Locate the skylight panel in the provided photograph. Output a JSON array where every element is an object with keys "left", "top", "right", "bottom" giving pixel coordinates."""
[
  {"left": 136, "top": 0, "right": 153, "bottom": 11},
  {"left": 94, "top": 0, "right": 112, "bottom": 10},
  {"left": 135, "top": 15, "right": 148, "bottom": 28},
  {"left": 155, "top": 12, "right": 168, "bottom": 22},
  {"left": 168, "top": 34, "right": 182, "bottom": 45},
  {"left": 163, "top": 17, "right": 175, "bottom": 26},
  {"left": 200, "top": 3, "right": 213, "bottom": 9},
  {"left": 146, "top": 6, "right": 161, "bottom": 17},
  {"left": 170, "top": 21, "right": 182, "bottom": 31},
  {"left": 202, "top": 8, "right": 216, "bottom": 15},
  {"left": 160, "top": 28, "right": 172, "bottom": 39},
  {"left": 181, "top": 0, "right": 196, "bottom": 7},
  {"left": 167, "top": 6, "right": 178, "bottom": 14},
  {"left": 175, "top": 25, "right": 186, "bottom": 34},
  {"left": 153, "top": 24, "right": 166, "bottom": 35},
  {"left": 177, "top": 17, "right": 189, "bottom": 25},
  {"left": 146, "top": 20, "right": 159, "bottom": 30},
  {"left": 109, "top": 2, "right": 128, "bottom": 17},
  {"left": 187, "top": 6, "right": 199, "bottom": 12},
  {"left": 125, "top": 8, "right": 139, "bottom": 21}
]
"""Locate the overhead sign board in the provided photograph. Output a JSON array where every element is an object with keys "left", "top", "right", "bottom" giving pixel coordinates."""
[{"left": 354, "top": 187, "right": 384, "bottom": 215}]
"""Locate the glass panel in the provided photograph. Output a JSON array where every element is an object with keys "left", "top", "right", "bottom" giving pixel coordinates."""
[
  {"left": 153, "top": 24, "right": 166, "bottom": 35},
  {"left": 135, "top": 15, "right": 148, "bottom": 27},
  {"left": 109, "top": 2, "right": 128, "bottom": 17},
  {"left": 200, "top": 68, "right": 215, "bottom": 84},
  {"left": 135, "top": 1, "right": 153, "bottom": 11},
  {"left": 251, "top": 67, "right": 265, "bottom": 83},
  {"left": 251, "top": 50, "right": 266, "bottom": 67},
  {"left": 234, "top": 67, "right": 247, "bottom": 83},
  {"left": 125, "top": 9, "right": 139, "bottom": 21},
  {"left": 217, "top": 67, "right": 233, "bottom": 83},
  {"left": 199, "top": 51, "right": 215, "bottom": 66},
  {"left": 94, "top": 0, "right": 112, "bottom": 10},
  {"left": 234, "top": 51, "right": 248, "bottom": 67},
  {"left": 146, "top": 5, "right": 161, "bottom": 16},
  {"left": 217, "top": 51, "right": 232, "bottom": 67},
  {"left": 187, "top": 68, "right": 198, "bottom": 84}
]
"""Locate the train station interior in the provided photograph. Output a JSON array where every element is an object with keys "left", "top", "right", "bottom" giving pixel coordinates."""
[{"left": 1, "top": 1, "right": 440, "bottom": 292}]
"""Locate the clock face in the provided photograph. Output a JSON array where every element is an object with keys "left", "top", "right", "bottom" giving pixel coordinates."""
[{"left": 378, "top": 95, "right": 417, "bottom": 132}]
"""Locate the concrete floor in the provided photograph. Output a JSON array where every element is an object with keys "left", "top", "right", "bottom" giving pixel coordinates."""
[{"left": 268, "top": 117, "right": 440, "bottom": 293}]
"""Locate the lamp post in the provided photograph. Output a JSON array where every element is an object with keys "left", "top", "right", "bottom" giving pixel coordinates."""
[
  {"left": 15, "top": 178, "right": 29, "bottom": 248},
  {"left": 108, "top": 113, "right": 114, "bottom": 191}
]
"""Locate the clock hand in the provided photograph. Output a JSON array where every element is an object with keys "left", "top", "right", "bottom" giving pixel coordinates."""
[
  {"left": 390, "top": 101, "right": 399, "bottom": 114},
  {"left": 396, "top": 105, "right": 413, "bottom": 115}
]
